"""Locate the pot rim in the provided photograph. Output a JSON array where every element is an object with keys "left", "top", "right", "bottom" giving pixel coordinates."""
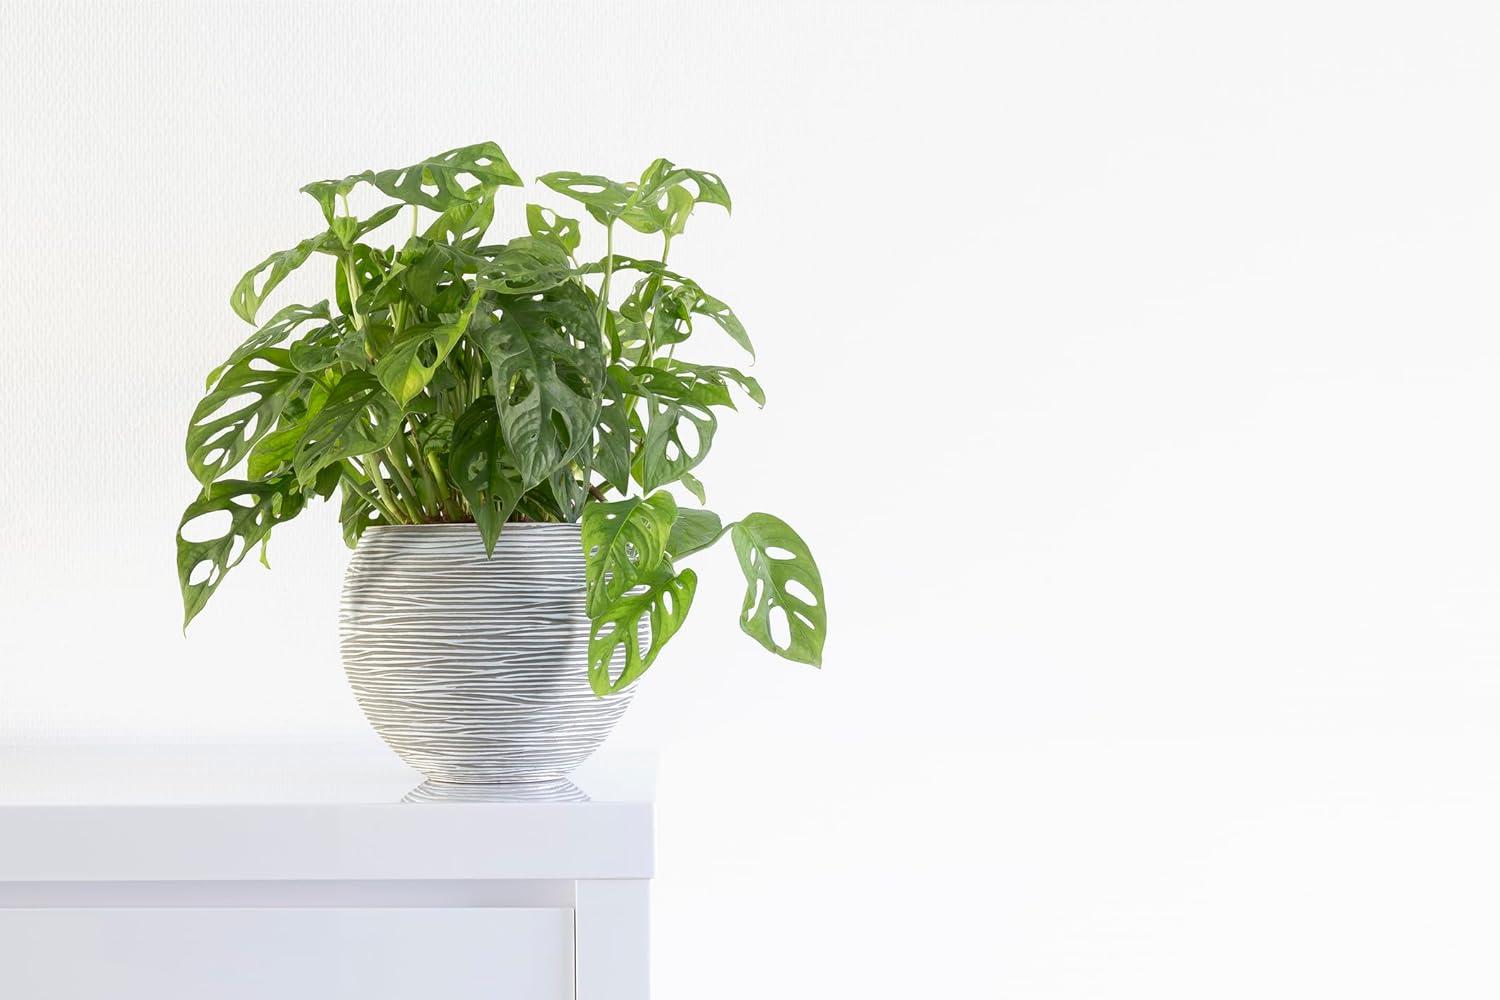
[{"left": 363, "top": 520, "right": 580, "bottom": 532}]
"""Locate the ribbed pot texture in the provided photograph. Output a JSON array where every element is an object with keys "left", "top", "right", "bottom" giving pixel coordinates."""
[{"left": 340, "top": 522, "right": 634, "bottom": 783}]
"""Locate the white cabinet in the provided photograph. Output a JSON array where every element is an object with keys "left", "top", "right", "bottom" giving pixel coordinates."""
[{"left": 0, "top": 743, "right": 655, "bottom": 1000}]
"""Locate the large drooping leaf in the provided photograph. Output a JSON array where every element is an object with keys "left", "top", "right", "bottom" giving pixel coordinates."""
[
  {"left": 587, "top": 565, "right": 698, "bottom": 695},
  {"left": 477, "top": 282, "right": 605, "bottom": 486},
  {"left": 635, "top": 393, "right": 717, "bottom": 492},
  {"left": 581, "top": 492, "right": 676, "bottom": 616},
  {"left": 231, "top": 232, "right": 339, "bottom": 324},
  {"left": 291, "top": 371, "right": 402, "bottom": 488},
  {"left": 731, "top": 513, "right": 826, "bottom": 666},
  {"left": 374, "top": 290, "right": 481, "bottom": 404},
  {"left": 206, "top": 301, "right": 330, "bottom": 387},
  {"left": 177, "top": 475, "right": 306, "bottom": 627},
  {"left": 448, "top": 396, "right": 525, "bottom": 554},
  {"left": 667, "top": 507, "right": 726, "bottom": 559},
  {"left": 186, "top": 348, "right": 309, "bottom": 487},
  {"left": 370, "top": 141, "right": 522, "bottom": 212}
]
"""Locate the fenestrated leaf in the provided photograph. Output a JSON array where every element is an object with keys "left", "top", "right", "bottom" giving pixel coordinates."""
[
  {"left": 635, "top": 393, "right": 717, "bottom": 492},
  {"left": 335, "top": 244, "right": 389, "bottom": 317},
  {"left": 374, "top": 290, "right": 481, "bottom": 404},
  {"left": 580, "top": 256, "right": 754, "bottom": 358},
  {"left": 369, "top": 141, "right": 522, "bottom": 212},
  {"left": 581, "top": 493, "right": 676, "bottom": 616},
  {"left": 177, "top": 475, "right": 306, "bottom": 627},
  {"left": 526, "top": 203, "right": 581, "bottom": 255},
  {"left": 206, "top": 301, "right": 330, "bottom": 387},
  {"left": 478, "top": 282, "right": 605, "bottom": 486},
  {"left": 288, "top": 316, "right": 361, "bottom": 373},
  {"left": 621, "top": 158, "right": 731, "bottom": 235},
  {"left": 593, "top": 365, "right": 635, "bottom": 493},
  {"left": 732, "top": 513, "right": 826, "bottom": 666},
  {"left": 231, "top": 232, "right": 339, "bottom": 324},
  {"left": 300, "top": 172, "right": 373, "bottom": 225},
  {"left": 186, "top": 348, "right": 309, "bottom": 487},
  {"left": 587, "top": 565, "right": 697, "bottom": 695},
  {"left": 423, "top": 192, "right": 494, "bottom": 249},
  {"left": 537, "top": 170, "right": 635, "bottom": 226},
  {"left": 292, "top": 371, "right": 402, "bottom": 488},
  {"left": 667, "top": 507, "right": 725, "bottom": 559},
  {"left": 474, "top": 238, "right": 574, "bottom": 294},
  {"left": 449, "top": 396, "right": 525, "bottom": 555},
  {"left": 667, "top": 360, "right": 765, "bottom": 407},
  {"left": 246, "top": 380, "right": 329, "bottom": 480}
]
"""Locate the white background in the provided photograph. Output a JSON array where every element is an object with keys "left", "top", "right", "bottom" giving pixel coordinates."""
[{"left": 4, "top": 1, "right": 1500, "bottom": 995}]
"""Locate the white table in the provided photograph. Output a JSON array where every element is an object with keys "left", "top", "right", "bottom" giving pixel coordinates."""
[{"left": 0, "top": 742, "right": 654, "bottom": 999}]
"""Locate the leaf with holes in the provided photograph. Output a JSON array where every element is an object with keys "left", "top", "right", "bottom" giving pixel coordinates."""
[
  {"left": 635, "top": 394, "right": 717, "bottom": 492},
  {"left": 592, "top": 366, "right": 636, "bottom": 493},
  {"left": 621, "top": 158, "right": 731, "bottom": 235},
  {"left": 668, "top": 507, "right": 726, "bottom": 559},
  {"left": 666, "top": 360, "right": 765, "bottom": 407},
  {"left": 177, "top": 475, "right": 307, "bottom": 628},
  {"left": 732, "top": 513, "right": 826, "bottom": 666},
  {"left": 474, "top": 239, "right": 574, "bottom": 295},
  {"left": 581, "top": 493, "right": 676, "bottom": 616},
  {"left": 206, "top": 301, "right": 330, "bottom": 388},
  {"left": 186, "top": 348, "right": 309, "bottom": 487},
  {"left": 375, "top": 290, "right": 481, "bottom": 404},
  {"left": 537, "top": 170, "right": 636, "bottom": 226},
  {"left": 526, "top": 204, "right": 581, "bottom": 255},
  {"left": 448, "top": 396, "right": 526, "bottom": 554},
  {"left": 367, "top": 141, "right": 522, "bottom": 212},
  {"left": 246, "top": 380, "right": 329, "bottom": 480},
  {"left": 291, "top": 371, "right": 402, "bottom": 488},
  {"left": 478, "top": 282, "right": 604, "bottom": 486},
  {"left": 587, "top": 565, "right": 698, "bottom": 696},
  {"left": 231, "top": 232, "right": 339, "bottom": 324}
]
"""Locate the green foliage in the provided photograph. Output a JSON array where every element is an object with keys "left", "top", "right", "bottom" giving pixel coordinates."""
[{"left": 178, "top": 141, "right": 827, "bottom": 691}]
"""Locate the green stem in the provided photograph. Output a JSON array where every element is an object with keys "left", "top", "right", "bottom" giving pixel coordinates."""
[
  {"left": 382, "top": 445, "right": 425, "bottom": 521},
  {"left": 358, "top": 456, "right": 406, "bottom": 523}
]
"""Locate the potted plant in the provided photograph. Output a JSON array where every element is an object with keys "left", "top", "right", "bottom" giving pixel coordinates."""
[{"left": 176, "top": 142, "right": 827, "bottom": 783}]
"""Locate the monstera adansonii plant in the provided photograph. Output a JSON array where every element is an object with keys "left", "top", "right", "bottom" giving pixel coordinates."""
[{"left": 177, "top": 142, "right": 826, "bottom": 694}]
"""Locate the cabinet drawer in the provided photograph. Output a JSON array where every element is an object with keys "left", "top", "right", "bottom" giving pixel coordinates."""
[{"left": 0, "top": 907, "right": 573, "bottom": 999}]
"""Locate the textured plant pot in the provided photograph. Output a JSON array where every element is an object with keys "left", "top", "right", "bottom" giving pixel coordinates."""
[{"left": 340, "top": 522, "right": 634, "bottom": 784}]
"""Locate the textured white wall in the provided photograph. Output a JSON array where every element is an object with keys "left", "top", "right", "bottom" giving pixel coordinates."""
[{"left": 5, "top": 1, "right": 1500, "bottom": 995}]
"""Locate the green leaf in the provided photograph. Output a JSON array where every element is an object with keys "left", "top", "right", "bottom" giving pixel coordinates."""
[
  {"left": 300, "top": 173, "right": 373, "bottom": 225},
  {"left": 206, "top": 301, "right": 330, "bottom": 387},
  {"left": 449, "top": 396, "right": 525, "bottom": 555},
  {"left": 592, "top": 366, "right": 636, "bottom": 493},
  {"left": 581, "top": 493, "right": 677, "bottom": 616},
  {"left": 537, "top": 171, "right": 636, "bottom": 226},
  {"left": 186, "top": 348, "right": 309, "bottom": 487},
  {"left": 374, "top": 290, "right": 481, "bottom": 404},
  {"left": 581, "top": 257, "right": 754, "bottom": 358},
  {"left": 635, "top": 393, "right": 717, "bottom": 492},
  {"left": 667, "top": 507, "right": 725, "bottom": 558},
  {"left": 621, "top": 158, "right": 732, "bottom": 235},
  {"left": 680, "top": 471, "right": 707, "bottom": 505},
  {"left": 288, "top": 316, "right": 360, "bottom": 374},
  {"left": 731, "top": 513, "right": 826, "bottom": 666},
  {"left": 587, "top": 565, "right": 697, "bottom": 695},
  {"left": 474, "top": 238, "right": 575, "bottom": 294},
  {"left": 231, "top": 232, "right": 339, "bottom": 324},
  {"left": 338, "top": 476, "right": 385, "bottom": 549},
  {"left": 667, "top": 360, "right": 765, "bottom": 407},
  {"left": 177, "top": 475, "right": 306, "bottom": 627},
  {"left": 291, "top": 371, "right": 402, "bottom": 488},
  {"left": 369, "top": 141, "right": 522, "bottom": 212},
  {"left": 246, "top": 380, "right": 329, "bottom": 480},
  {"left": 478, "top": 282, "right": 605, "bottom": 486},
  {"left": 335, "top": 244, "right": 388, "bottom": 316},
  {"left": 526, "top": 204, "right": 581, "bottom": 255},
  {"left": 423, "top": 193, "right": 494, "bottom": 249}
]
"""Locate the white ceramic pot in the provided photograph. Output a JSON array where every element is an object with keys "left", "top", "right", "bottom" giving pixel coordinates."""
[{"left": 340, "top": 522, "right": 633, "bottom": 783}]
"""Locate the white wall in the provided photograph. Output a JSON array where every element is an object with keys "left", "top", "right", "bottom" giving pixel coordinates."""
[{"left": 4, "top": 1, "right": 1500, "bottom": 995}]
